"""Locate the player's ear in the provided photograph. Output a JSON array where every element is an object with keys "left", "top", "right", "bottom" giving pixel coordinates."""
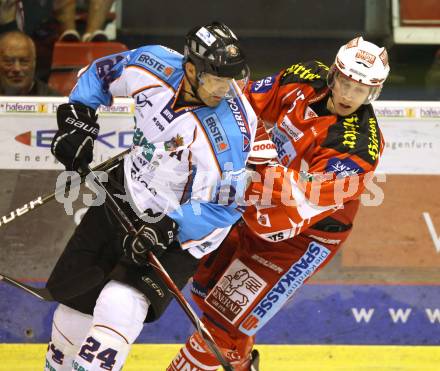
[{"left": 185, "top": 62, "right": 197, "bottom": 82}]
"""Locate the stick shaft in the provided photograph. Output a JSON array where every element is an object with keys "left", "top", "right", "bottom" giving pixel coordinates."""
[
  {"left": 0, "top": 274, "right": 53, "bottom": 301},
  {"left": 87, "top": 167, "right": 233, "bottom": 371},
  {"left": 0, "top": 149, "right": 130, "bottom": 228}
]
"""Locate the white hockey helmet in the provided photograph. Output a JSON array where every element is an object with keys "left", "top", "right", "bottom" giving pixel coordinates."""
[{"left": 328, "top": 36, "right": 390, "bottom": 104}]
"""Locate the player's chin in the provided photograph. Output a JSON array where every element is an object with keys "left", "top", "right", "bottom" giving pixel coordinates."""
[
  {"left": 204, "top": 96, "right": 223, "bottom": 107},
  {"left": 336, "top": 103, "right": 357, "bottom": 117}
]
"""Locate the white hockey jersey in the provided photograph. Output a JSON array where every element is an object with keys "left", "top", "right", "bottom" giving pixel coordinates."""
[{"left": 70, "top": 45, "right": 257, "bottom": 257}]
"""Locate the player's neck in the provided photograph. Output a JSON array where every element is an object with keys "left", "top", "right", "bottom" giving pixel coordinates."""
[{"left": 180, "top": 76, "right": 202, "bottom": 105}]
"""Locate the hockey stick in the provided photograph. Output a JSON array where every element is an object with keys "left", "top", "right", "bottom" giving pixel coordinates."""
[
  {"left": 0, "top": 150, "right": 129, "bottom": 301},
  {"left": 86, "top": 166, "right": 234, "bottom": 371},
  {"left": 0, "top": 266, "right": 106, "bottom": 302},
  {"left": 0, "top": 274, "right": 53, "bottom": 301},
  {"left": 0, "top": 148, "right": 130, "bottom": 228}
]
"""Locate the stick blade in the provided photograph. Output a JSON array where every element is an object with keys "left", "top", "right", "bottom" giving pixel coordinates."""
[
  {"left": 0, "top": 273, "right": 54, "bottom": 301},
  {"left": 0, "top": 267, "right": 106, "bottom": 302}
]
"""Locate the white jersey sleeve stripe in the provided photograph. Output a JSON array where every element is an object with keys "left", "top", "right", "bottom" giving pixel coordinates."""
[
  {"left": 131, "top": 84, "right": 162, "bottom": 97},
  {"left": 181, "top": 227, "right": 220, "bottom": 248},
  {"left": 126, "top": 65, "right": 175, "bottom": 91}
]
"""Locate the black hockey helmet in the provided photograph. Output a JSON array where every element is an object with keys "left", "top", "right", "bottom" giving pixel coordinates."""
[{"left": 184, "top": 22, "right": 249, "bottom": 80}]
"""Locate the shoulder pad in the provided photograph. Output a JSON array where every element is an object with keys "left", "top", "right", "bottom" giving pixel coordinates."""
[
  {"left": 280, "top": 60, "right": 329, "bottom": 90},
  {"left": 321, "top": 105, "right": 381, "bottom": 166}
]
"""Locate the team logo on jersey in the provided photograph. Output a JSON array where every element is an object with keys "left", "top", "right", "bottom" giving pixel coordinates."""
[
  {"left": 304, "top": 106, "right": 318, "bottom": 119},
  {"left": 257, "top": 212, "right": 271, "bottom": 227},
  {"left": 164, "top": 134, "right": 184, "bottom": 151},
  {"left": 95, "top": 55, "right": 125, "bottom": 90},
  {"left": 133, "top": 127, "right": 156, "bottom": 161},
  {"left": 250, "top": 75, "right": 275, "bottom": 93},
  {"left": 203, "top": 113, "right": 230, "bottom": 154},
  {"left": 135, "top": 52, "right": 175, "bottom": 80},
  {"left": 239, "top": 242, "right": 330, "bottom": 336},
  {"left": 226, "top": 97, "right": 251, "bottom": 152},
  {"left": 325, "top": 157, "right": 364, "bottom": 178},
  {"left": 135, "top": 93, "right": 153, "bottom": 108},
  {"left": 205, "top": 259, "right": 267, "bottom": 324}
]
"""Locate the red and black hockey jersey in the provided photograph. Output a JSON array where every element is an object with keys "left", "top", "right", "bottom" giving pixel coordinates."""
[{"left": 243, "top": 60, "right": 384, "bottom": 242}]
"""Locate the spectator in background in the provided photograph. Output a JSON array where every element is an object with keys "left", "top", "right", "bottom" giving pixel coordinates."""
[
  {"left": 55, "top": 0, "right": 114, "bottom": 42},
  {"left": 0, "top": 31, "right": 60, "bottom": 95},
  {"left": 0, "top": 0, "right": 23, "bottom": 34}
]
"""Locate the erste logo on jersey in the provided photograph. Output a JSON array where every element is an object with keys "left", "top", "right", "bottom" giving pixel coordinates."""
[
  {"left": 250, "top": 75, "right": 276, "bottom": 93},
  {"left": 325, "top": 157, "right": 364, "bottom": 178},
  {"left": 271, "top": 126, "right": 296, "bottom": 166},
  {"left": 204, "top": 259, "right": 267, "bottom": 324},
  {"left": 204, "top": 113, "right": 230, "bottom": 154},
  {"left": 239, "top": 242, "right": 330, "bottom": 335},
  {"left": 135, "top": 52, "right": 175, "bottom": 80},
  {"left": 226, "top": 97, "right": 251, "bottom": 152}
]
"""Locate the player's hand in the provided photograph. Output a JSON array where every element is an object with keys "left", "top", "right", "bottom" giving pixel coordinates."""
[
  {"left": 123, "top": 210, "right": 179, "bottom": 265},
  {"left": 51, "top": 103, "right": 100, "bottom": 173}
]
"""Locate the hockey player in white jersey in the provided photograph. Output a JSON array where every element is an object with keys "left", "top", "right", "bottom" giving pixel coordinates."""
[{"left": 44, "top": 22, "right": 256, "bottom": 370}]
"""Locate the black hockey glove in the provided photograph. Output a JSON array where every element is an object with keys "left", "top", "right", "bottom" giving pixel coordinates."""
[
  {"left": 51, "top": 103, "right": 100, "bottom": 172},
  {"left": 123, "top": 210, "right": 179, "bottom": 266}
]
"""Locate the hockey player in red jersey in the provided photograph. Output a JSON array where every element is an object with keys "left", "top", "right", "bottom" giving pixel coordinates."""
[{"left": 167, "top": 36, "right": 390, "bottom": 370}]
